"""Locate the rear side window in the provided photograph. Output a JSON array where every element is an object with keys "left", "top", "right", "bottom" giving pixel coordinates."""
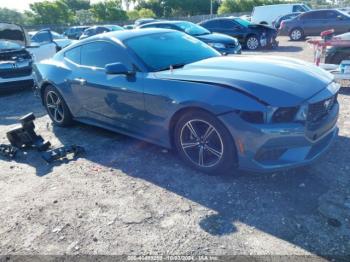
[
  {"left": 32, "top": 31, "right": 51, "bottom": 43},
  {"left": 220, "top": 20, "right": 237, "bottom": 28},
  {"left": 201, "top": 20, "right": 221, "bottom": 28},
  {"left": 80, "top": 41, "right": 130, "bottom": 68},
  {"left": 301, "top": 11, "right": 322, "bottom": 20},
  {"left": 293, "top": 5, "right": 305, "bottom": 12},
  {"left": 65, "top": 47, "right": 80, "bottom": 64}
]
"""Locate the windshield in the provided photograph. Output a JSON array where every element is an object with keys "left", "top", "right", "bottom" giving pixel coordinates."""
[
  {"left": 125, "top": 31, "right": 220, "bottom": 72},
  {"left": 235, "top": 18, "right": 251, "bottom": 27},
  {"left": 337, "top": 9, "right": 350, "bottom": 18},
  {"left": 176, "top": 21, "right": 210, "bottom": 36},
  {"left": 0, "top": 40, "right": 22, "bottom": 50}
]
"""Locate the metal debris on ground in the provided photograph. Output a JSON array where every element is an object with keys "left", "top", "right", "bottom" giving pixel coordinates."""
[
  {"left": 6, "top": 113, "right": 51, "bottom": 151},
  {"left": 41, "top": 145, "right": 85, "bottom": 163},
  {"left": 0, "top": 144, "right": 18, "bottom": 159}
]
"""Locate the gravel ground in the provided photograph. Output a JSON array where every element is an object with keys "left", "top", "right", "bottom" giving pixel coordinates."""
[{"left": 0, "top": 37, "right": 350, "bottom": 260}]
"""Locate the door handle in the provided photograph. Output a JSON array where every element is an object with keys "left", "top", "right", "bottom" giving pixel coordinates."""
[{"left": 72, "top": 78, "right": 86, "bottom": 86}]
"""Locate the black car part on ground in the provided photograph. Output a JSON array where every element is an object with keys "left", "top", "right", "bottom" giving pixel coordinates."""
[
  {"left": 4, "top": 112, "right": 86, "bottom": 163},
  {"left": 0, "top": 144, "right": 18, "bottom": 159},
  {"left": 6, "top": 113, "right": 51, "bottom": 151},
  {"left": 42, "top": 145, "right": 85, "bottom": 163}
]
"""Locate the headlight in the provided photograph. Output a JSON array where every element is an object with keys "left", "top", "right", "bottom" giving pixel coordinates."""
[
  {"left": 208, "top": 42, "right": 226, "bottom": 49},
  {"left": 239, "top": 106, "right": 300, "bottom": 124},
  {"left": 295, "top": 104, "right": 308, "bottom": 122}
]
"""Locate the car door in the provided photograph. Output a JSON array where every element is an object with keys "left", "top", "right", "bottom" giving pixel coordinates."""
[
  {"left": 299, "top": 11, "right": 323, "bottom": 36},
  {"left": 72, "top": 41, "right": 145, "bottom": 132},
  {"left": 326, "top": 10, "right": 350, "bottom": 34},
  {"left": 219, "top": 19, "right": 246, "bottom": 43},
  {"left": 28, "top": 30, "right": 57, "bottom": 61}
]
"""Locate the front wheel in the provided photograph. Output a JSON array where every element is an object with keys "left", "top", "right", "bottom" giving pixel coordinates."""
[
  {"left": 245, "top": 35, "right": 260, "bottom": 50},
  {"left": 44, "top": 85, "right": 73, "bottom": 127},
  {"left": 174, "top": 110, "right": 237, "bottom": 175},
  {"left": 289, "top": 28, "right": 304, "bottom": 41}
]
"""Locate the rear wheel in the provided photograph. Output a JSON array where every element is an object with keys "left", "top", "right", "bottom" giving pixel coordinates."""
[
  {"left": 327, "top": 52, "right": 349, "bottom": 64},
  {"left": 289, "top": 28, "right": 304, "bottom": 41},
  {"left": 174, "top": 110, "right": 237, "bottom": 175},
  {"left": 44, "top": 85, "right": 73, "bottom": 126},
  {"left": 245, "top": 35, "right": 260, "bottom": 50}
]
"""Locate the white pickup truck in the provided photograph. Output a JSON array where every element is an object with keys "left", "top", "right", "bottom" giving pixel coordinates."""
[{"left": 0, "top": 22, "right": 68, "bottom": 92}]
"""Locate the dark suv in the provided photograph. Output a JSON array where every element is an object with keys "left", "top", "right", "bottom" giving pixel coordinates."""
[{"left": 279, "top": 9, "right": 350, "bottom": 41}]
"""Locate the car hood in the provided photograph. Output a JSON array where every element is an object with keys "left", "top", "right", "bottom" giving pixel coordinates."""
[
  {"left": 195, "top": 33, "right": 236, "bottom": 44},
  {"left": 248, "top": 23, "right": 276, "bottom": 31},
  {"left": 0, "top": 23, "right": 29, "bottom": 49},
  {"left": 154, "top": 56, "right": 334, "bottom": 107}
]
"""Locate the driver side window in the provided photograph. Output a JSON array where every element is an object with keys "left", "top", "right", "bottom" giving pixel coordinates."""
[{"left": 80, "top": 41, "right": 131, "bottom": 69}]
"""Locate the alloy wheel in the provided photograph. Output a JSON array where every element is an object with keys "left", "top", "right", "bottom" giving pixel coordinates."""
[
  {"left": 46, "top": 91, "right": 64, "bottom": 123},
  {"left": 247, "top": 37, "right": 259, "bottom": 50},
  {"left": 180, "top": 119, "right": 224, "bottom": 168},
  {"left": 291, "top": 29, "right": 302, "bottom": 41}
]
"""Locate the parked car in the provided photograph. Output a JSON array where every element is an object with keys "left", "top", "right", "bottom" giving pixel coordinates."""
[
  {"left": 123, "top": 24, "right": 135, "bottom": 30},
  {"left": 272, "top": 12, "right": 302, "bottom": 29},
  {"left": 63, "top": 26, "right": 89, "bottom": 40},
  {"left": 134, "top": 18, "right": 158, "bottom": 27},
  {"left": 29, "top": 29, "right": 75, "bottom": 51},
  {"left": 325, "top": 32, "right": 350, "bottom": 64},
  {"left": 79, "top": 25, "right": 124, "bottom": 40},
  {"left": 251, "top": 3, "right": 311, "bottom": 25},
  {"left": 199, "top": 17, "right": 278, "bottom": 50},
  {"left": 0, "top": 22, "right": 60, "bottom": 92},
  {"left": 0, "top": 22, "right": 34, "bottom": 91},
  {"left": 139, "top": 21, "right": 241, "bottom": 55},
  {"left": 34, "top": 29, "right": 339, "bottom": 174},
  {"left": 279, "top": 9, "right": 350, "bottom": 41}
]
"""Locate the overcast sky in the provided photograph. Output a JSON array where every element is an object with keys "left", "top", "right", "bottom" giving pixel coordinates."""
[{"left": 0, "top": 0, "right": 102, "bottom": 12}]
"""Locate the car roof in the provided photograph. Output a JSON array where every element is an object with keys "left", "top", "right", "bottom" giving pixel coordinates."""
[{"left": 68, "top": 28, "right": 175, "bottom": 48}]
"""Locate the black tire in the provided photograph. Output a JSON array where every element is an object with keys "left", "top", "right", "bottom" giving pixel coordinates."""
[
  {"left": 43, "top": 85, "right": 73, "bottom": 127},
  {"left": 245, "top": 35, "right": 260, "bottom": 50},
  {"left": 174, "top": 110, "right": 237, "bottom": 175},
  {"left": 289, "top": 28, "right": 304, "bottom": 41}
]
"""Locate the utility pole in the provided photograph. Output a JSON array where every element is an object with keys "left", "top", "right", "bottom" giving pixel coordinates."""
[{"left": 210, "top": 0, "right": 213, "bottom": 17}]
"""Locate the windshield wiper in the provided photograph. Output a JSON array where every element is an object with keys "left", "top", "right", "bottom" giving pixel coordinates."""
[{"left": 155, "top": 63, "right": 186, "bottom": 72}]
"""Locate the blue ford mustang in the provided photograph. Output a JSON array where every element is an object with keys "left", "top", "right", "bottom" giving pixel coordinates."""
[{"left": 34, "top": 29, "right": 339, "bottom": 175}]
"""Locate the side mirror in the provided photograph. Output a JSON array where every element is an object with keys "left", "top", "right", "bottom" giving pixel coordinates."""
[{"left": 105, "top": 63, "right": 134, "bottom": 76}]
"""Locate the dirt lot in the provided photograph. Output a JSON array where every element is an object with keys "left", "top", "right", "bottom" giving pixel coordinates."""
[{"left": 1, "top": 37, "right": 350, "bottom": 260}]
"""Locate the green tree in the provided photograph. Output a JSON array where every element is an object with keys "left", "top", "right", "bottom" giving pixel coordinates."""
[
  {"left": 138, "top": 8, "right": 156, "bottom": 18},
  {"left": 90, "top": 0, "right": 128, "bottom": 22},
  {"left": 0, "top": 8, "right": 25, "bottom": 24},
  {"left": 127, "top": 10, "right": 140, "bottom": 20},
  {"left": 74, "top": 9, "right": 96, "bottom": 24},
  {"left": 27, "top": 0, "right": 74, "bottom": 25},
  {"left": 62, "top": 0, "right": 91, "bottom": 12}
]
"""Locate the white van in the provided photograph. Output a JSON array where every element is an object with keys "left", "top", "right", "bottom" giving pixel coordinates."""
[{"left": 251, "top": 3, "right": 311, "bottom": 25}]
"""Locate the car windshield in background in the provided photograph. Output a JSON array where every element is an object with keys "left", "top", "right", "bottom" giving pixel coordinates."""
[
  {"left": 176, "top": 22, "right": 210, "bottom": 36},
  {"left": 126, "top": 32, "right": 220, "bottom": 72},
  {"left": 235, "top": 18, "right": 251, "bottom": 27},
  {"left": 337, "top": 9, "right": 350, "bottom": 18}
]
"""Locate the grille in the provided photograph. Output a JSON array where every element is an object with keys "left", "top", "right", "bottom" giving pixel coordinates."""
[{"left": 307, "top": 94, "right": 337, "bottom": 122}]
